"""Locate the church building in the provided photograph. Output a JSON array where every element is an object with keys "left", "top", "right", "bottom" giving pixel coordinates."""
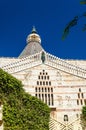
[{"left": 0, "top": 27, "right": 86, "bottom": 130}]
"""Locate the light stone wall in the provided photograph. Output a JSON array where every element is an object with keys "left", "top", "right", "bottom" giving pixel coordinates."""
[
  {"left": 0, "top": 57, "right": 86, "bottom": 130},
  {"left": 11, "top": 64, "right": 86, "bottom": 123}
]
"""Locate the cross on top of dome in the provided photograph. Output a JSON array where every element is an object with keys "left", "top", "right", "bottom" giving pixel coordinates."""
[{"left": 31, "top": 26, "right": 37, "bottom": 34}]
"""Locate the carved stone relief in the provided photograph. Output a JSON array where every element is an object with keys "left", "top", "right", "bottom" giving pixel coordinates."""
[
  {"left": 65, "top": 96, "right": 71, "bottom": 106},
  {"left": 56, "top": 71, "right": 62, "bottom": 85},
  {"left": 57, "top": 96, "right": 63, "bottom": 106},
  {"left": 24, "top": 70, "right": 32, "bottom": 80}
]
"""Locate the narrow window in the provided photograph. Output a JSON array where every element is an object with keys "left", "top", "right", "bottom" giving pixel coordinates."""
[
  {"left": 37, "top": 81, "right": 39, "bottom": 85},
  {"left": 42, "top": 87, "right": 43, "bottom": 92},
  {"left": 78, "top": 93, "right": 80, "bottom": 98},
  {"left": 81, "top": 93, "right": 84, "bottom": 98},
  {"left": 43, "top": 81, "right": 45, "bottom": 85},
  {"left": 43, "top": 72, "right": 45, "bottom": 75},
  {"left": 45, "top": 88, "right": 47, "bottom": 92},
  {"left": 84, "top": 99, "right": 86, "bottom": 105},
  {"left": 79, "top": 88, "right": 81, "bottom": 92},
  {"left": 41, "top": 76, "right": 43, "bottom": 80},
  {"left": 46, "top": 81, "right": 48, "bottom": 85},
  {"left": 45, "top": 94, "right": 47, "bottom": 104},
  {"left": 44, "top": 76, "right": 46, "bottom": 80},
  {"left": 81, "top": 99, "right": 83, "bottom": 105},
  {"left": 64, "top": 115, "right": 68, "bottom": 121},
  {"left": 77, "top": 100, "right": 79, "bottom": 105},
  {"left": 51, "top": 94, "right": 54, "bottom": 105},
  {"left": 40, "top": 81, "right": 42, "bottom": 85},
  {"left": 35, "top": 87, "right": 37, "bottom": 92},
  {"left": 48, "top": 94, "right": 50, "bottom": 105},
  {"left": 39, "top": 94, "right": 41, "bottom": 99},
  {"left": 38, "top": 76, "right": 40, "bottom": 79},
  {"left": 46, "top": 72, "right": 48, "bottom": 75},
  {"left": 48, "top": 88, "right": 50, "bottom": 92},
  {"left": 39, "top": 88, "right": 40, "bottom": 92},
  {"left": 51, "top": 88, "right": 53, "bottom": 92},
  {"left": 47, "top": 76, "right": 49, "bottom": 80},
  {"left": 42, "top": 94, "right": 44, "bottom": 101},
  {"left": 49, "top": 81, "right": 51, "bottom": 86}
]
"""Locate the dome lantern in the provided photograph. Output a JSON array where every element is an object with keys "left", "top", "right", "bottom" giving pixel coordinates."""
[{"left": 26, "top": 26, "right": 41, "bottom": 44}]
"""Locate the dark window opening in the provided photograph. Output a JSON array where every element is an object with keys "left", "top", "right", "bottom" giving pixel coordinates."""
[
  {"left": 37, "top": 81, "right": 39, "bottom": 85},
  {"left": 78, "top": 93, "right": 80, "bottom": 98},
  {"left": 64, "top": 115, "right": 68, "bottom": 121},
  {"left": 49, "top": 81, "right": 51, "bottom": 86},
  {"left": 81, "top": 99, "right": 83, "bottom": 105},
  {"left": 79, "top": 88, "right": 81, "bottom": 92},
  {"left": 81, "top": 93, "right": 84, "bottom": 98},
  {"left": 77, "top": 100, "right": 79, "bottom": 105}
]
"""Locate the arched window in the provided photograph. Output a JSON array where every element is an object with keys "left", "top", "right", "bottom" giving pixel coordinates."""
[{"left": 64, "top": 115, "right": 68, "bottom": 121}]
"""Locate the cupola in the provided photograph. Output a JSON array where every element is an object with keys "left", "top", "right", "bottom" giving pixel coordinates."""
[{"left": 26, "top": 26, "right": 41, "bottom": 44}]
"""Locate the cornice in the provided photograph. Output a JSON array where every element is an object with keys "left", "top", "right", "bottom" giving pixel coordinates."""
[{"left": 1, "top": 51, "right": 86, "bottom": 79}]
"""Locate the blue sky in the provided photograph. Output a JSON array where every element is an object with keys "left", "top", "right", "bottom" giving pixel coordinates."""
[{"left": 0, "top": 0, "right": 86, "bottom": 59}]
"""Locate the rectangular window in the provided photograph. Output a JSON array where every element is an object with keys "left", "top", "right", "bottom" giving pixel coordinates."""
[
  {"left": 39, "top": 88, "right": 40, "bottom": 92},
  {"left": 46, "top": 81, "right": 48, "bottom": 85},
  {"left": 40, "top": 81, "right": 42, "bottom": 85},
  {"left": 49, "top": 81, "right": 51, "bottom": 86},
  {"left": 81, "top": 99, "right": 83, "bottom": 105},
  {"left": 41, "top": 76, "right": 43, "bottom": 79},
  {"left": 81, "top": 93, "right": 84, "bottom": 98},
  {"left": 42, "top": 88, "right": 44, "bottom": 92},
  {"left": 37, "top": 81, "right": 39, "bottom": 85},
  {"left": 78, "top": 93, "right": 80, "bottom": 98},
  {"left": 45, "top": 94, "right": 47, "bottom": 104},
  {"left": 43, "top": 81, "right": 45, "bottom": 85},
  {"left": 45, "top": 88, "right": 47, "bottom": 92},
  {"left": 48, "top": 94, "right": 50, "bottom": 105},
  {"left": 77, "top": 99, "right": 79, "bottom": 105},
  {"left": 44, "top": 76, "right": 46, "bottom": 80},
  {"left": 51, "top": 88, "right": 53, "bottom": 92},
  {"left": 35, "top": 87, "right": 37, "bottom": 92},
  {"left": 48, "top": 88, "right": 50, "bottom": 92},
  {"left": 79, "top": 88, "right": 81, "bottom": 92},
  {"left": 84, "top": 99, "right": 86, "bottom": 105},
  {"left": 51, "top": 94, "right": 54, "bottom": 106},
  {"left": 47, "top": 76, "right": 49, "bottom": 80},
  {"left": 42, "top": 94, "right": 44, "bottom": 101}
]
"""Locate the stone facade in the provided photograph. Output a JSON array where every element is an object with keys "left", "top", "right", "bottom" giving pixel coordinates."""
[{"left": 0, "top": 27, "right": 86, "bottom": 130}]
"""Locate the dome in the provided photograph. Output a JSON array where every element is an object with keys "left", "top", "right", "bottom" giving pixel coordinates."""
[
  {"left": 19, "top": 27, "right": 43, "bottom": 58},
  {"left": 26, "top": 26, "right": 41, "bottom": 44}
]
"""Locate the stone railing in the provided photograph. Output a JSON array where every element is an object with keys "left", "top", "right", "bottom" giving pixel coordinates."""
[
  {"left": 1, "top": 52, "right": 42, "bottom": 74},
  {"left": 1, "top": 51, "right": 86, "bottom": 79},
  {"left": 45, "top": 52, "right": 86, "bottom": 79}
]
